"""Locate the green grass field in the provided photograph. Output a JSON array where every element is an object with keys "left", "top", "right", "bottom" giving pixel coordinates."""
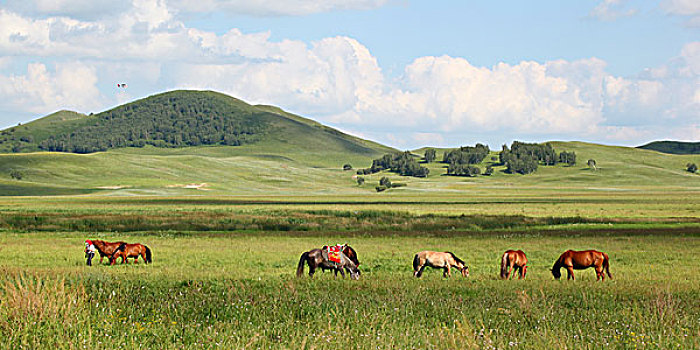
[
  {"left": 0, "top": 229, "right": 698, "bottom": 349},
  {"left": 1, "top": 108, "right": 699, "bottom": 349}
]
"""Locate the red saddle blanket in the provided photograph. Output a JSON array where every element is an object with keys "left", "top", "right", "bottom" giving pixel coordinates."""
[{"left": 325, "top": 245, "right": 343, "bottom": 263}]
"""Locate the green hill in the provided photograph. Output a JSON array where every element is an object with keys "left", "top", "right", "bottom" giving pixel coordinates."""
[
  {"left": 638, "top": 141, "right": 700, "bottom": 155},
  {"left": 0, "top": 91, "right": 698, "bottom": 196}
]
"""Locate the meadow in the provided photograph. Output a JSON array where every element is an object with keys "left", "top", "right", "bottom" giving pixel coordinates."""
[
  {"left": 0, "top": 199, "right": 698, "bottom": 349},
  {"left": 0, "top": 138, "right": 698, "bottom": 348}
]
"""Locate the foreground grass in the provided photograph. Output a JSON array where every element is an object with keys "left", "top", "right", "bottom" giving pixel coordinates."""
[{"left": 1, "top": 231, "right": 697, "bottom": 349}]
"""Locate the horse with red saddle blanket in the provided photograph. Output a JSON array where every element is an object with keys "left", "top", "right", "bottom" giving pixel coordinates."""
[{"left": 296, "top": 244, "right": 360, "bottom": 279}]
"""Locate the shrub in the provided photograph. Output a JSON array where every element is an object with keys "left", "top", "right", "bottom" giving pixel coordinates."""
[
  {"left": 687, "top": 163, "right": 698, "bottom": 173},
  {"left": 9, "top": 170, "right": 22, "bottom": 180},
  {"left": 343, "top": 164, "right": 353, "bottom": 171}
]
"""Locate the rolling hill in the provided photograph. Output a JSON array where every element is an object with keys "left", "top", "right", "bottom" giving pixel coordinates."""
[
  {"left": 0, "top": 90, "right": 698, "bottom": 196},
  {"left": 638, "top": 141, "right": 700, "bottom": 155}
]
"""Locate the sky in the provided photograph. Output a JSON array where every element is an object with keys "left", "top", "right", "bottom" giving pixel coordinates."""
[{"left": 0, "top": 0, "right": 698, "bottom": 149}]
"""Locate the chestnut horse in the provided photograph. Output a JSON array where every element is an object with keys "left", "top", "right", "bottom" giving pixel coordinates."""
[
  {"left": 92, "top": 240, "right": 126, "bottom": 264},
  {"left": 500, "top": 250, "right": 528, "bottom": 279},
  {"left": 552, "top": 250, "right": 611, "bottom": 281},
  {"left": 413, "top": 251, "right": 469, "bottom": 278},
  {"left": 296, "top": 245, "right": 360, "bottom": 279},
  {"left": 110, "top": 243, "right": 152, "bottom": 265}
]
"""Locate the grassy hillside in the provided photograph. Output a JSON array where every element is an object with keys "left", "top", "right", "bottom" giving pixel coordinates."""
[
  {"left": 0, "top": 139, "right": 698, "bottom": 196},
  {"left": 0, "top": 90, "right": 394, "bottom": 156}
]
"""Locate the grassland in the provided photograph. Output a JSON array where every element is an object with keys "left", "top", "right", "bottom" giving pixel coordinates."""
[{"left": 0, "top": 229, "right": 698, "bottom": 349}]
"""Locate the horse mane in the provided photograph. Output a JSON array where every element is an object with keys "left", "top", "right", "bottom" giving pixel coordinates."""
[
  {"left": 445, "top": 252, "right": 465, "bottom": 265},
  {"left": 112, "top": 243, "right": 127, "bottom": 256}
]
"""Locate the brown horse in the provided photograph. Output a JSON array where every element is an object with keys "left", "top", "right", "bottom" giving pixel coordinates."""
[
  {"left": 413, "top": 251, "right": 469, "bottom": 278},
  {"left": 110, "top": 243, "right": 152, "bottom": 265},
  {"left": 296, "top": 245, "right": 360, "bottom": 279},
  {"left": 552, "top": 250, "right": 611, "bottom": 281},
  {"left": 92, "top": 240, "right": 127, "bottom": 264},
  {"left": 500, "top": 250, "right": 528, "bottom": 279}
]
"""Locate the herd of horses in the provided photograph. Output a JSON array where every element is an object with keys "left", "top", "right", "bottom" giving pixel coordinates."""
[
  {"left": 90, "top": 239, "right": 152, "bottom": 265},
  {"left": 88, "top": 240, "right": 611, "bottom": 281},
  {"left": 297, "top": 245, "right": 613, "bottom": 281}
]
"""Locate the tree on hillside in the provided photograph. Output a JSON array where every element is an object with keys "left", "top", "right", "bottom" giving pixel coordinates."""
[
  {"left": 9, "top": 170, "right": 22, "bottom": 180},
  {"left": 484, "top": 165, "right": 494, "bottom": 176},
  {"left": 424, "top": 148, "right": 436, "bottom": 163},
  {"left": 356, "top": 177, "right": 365, "bottom": 185},
  {"left": 587, "top": 159, "right": 597, "bottom": 170},
  {"left": 687, "top": 163, "right": 698, "bottom": 173},
  {"left": 343, "top": 164, "right": 353, "bottom": 171},
  {"left": 359, "top": 151, "right": 429, "bottom": 177},
  {"left": 559, "top": 151, "right": 576, "bottom": 166}
]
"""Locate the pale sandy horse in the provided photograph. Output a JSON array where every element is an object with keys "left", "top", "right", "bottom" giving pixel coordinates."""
[{"left": 413, "top": 251, "right": 469, "bottom": 278}]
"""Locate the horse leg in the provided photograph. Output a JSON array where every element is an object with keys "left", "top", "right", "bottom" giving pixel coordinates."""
[
  {"left": 566, "top": 266, "right": 575, "bottom": 280},
  {"left": 416, "top": 265, "right": 426, "bottom": 278},
  {"left": 443, "top": 266, "right": 451, "bottom": 278},
  {"left": 596, "top": 266, "right": 604, "bottom": 281},
  {"left": 507, "top": 263, "right": 514, "bottom": 280},
  {"left": 339, "top": 267, "right": 346, "bottom": 279},
  {"left": 518, "top": 266, "right": 524, "bottom": 279}
]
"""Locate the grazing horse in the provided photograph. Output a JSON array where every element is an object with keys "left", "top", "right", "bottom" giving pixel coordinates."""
[
  {"left": 92, "top": 240, "right": 127, "bottom": 264},
  {"left": 110, "top": 243, "right": 152, "bottom": 265},
  {"left": 413, "top": 251, "right": 469, "bottom": 278},
  {"left": 500, "top": 250, "right": 528, "bottom": 279},
  {"left": 552, "top": 250, "right": 611, "bottom": 281},
  {"left": 296, "top": 245, "right": 360, "bottom": 279}
]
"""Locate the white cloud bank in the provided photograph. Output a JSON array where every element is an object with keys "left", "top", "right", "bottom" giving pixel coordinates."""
[{"left": 0, "top": 0, "right": 697, "bottom": 147}]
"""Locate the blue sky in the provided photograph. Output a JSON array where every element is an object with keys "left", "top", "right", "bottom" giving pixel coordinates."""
[{"left": 0, "top": 0, "right": 697, "bottom": 148}]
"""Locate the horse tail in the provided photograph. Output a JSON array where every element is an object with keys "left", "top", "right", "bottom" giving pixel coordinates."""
[
  {"left": 412, "top": 253, "right": 420, "bottom": 271},
  {"left": 297, "top": 251, "right": 309, "bottom": 277},
  {"left": 145, "top": 245, "right": 152, "bottom": 264},
  {"left": 603, "top": 252, "right": 612, "bottom": 279},
  {"left": 500, "top": 252, "right": 509, "bottom": 279}
]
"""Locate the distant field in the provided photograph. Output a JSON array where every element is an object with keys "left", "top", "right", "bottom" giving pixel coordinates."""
[
  {"left": 0, "top": 141, "right": 698, "bottom": 196},
  {"left": 0, "top": 230, "right": 697, "bottom": 349}
]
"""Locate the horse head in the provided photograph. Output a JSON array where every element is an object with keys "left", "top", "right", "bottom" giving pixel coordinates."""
[
  {"left": 461, "top": 265, "right": 470, "bottom": 278},
  {"left": 551, "top": 267, "right": 561, "bottom": 280}
]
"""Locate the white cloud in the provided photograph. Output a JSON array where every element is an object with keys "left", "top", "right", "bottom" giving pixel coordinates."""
[
  {"left": 170, "top": 0, "right": 389, "bottom": 16},
  {"left": 0, "top": 61, "right": 103, "bottom": 114},
  {"left": 590, "top": 0, "right": 637, "bottom": 20},
  {"left": 3, "top": 0, "right": 131, "bottom": 20},
  {"left": 661, "top": 0, "right": 700, "bottom": 26}
]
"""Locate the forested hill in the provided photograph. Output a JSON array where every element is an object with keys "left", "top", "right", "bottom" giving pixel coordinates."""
[
  {"left": 638, "top": 141, "right": 700, "bottom": 155},
  {"left": 0, "top": 90, "right": 392, "bottom": 156}
]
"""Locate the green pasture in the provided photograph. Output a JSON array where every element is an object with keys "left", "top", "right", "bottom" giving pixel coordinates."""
[
  {"left": 0, "top": 141, "right": 698, "bottom": 196},
  {"left": 0, "top": 230, "right": 698, "bottom": 349}
]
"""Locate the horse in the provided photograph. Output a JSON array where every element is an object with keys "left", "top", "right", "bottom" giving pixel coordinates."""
[
  {"left": 296, "top": 245, "right": 360, "bottom": 279},
  {"left": 92, "top": 239, "right": 127, "bottom": 264},
  {"left": 500, "top": 250, "right": 528, "bottom": 279},
  {"left": 551, "top": 250, "right": 611, "bottom": 281},
  {"left": 413, "top": 251, "right": 469, "bottom": 278},
  {"left": 110, "top": 243, "right": 152, "bottom": 265}
]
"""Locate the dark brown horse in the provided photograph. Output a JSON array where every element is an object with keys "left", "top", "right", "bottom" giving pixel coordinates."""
[
  {"left": 110, "top": 243, "right": 152, "bottom": 265},
  {"left": 92, "top": 240, "right": 127, "bottom": 264},
  {"left": 500, "top": 250, "right": 528, "bottom": 279},
  {"left": 296, "top": 245, "right": 360, "bottom": 279},
  {"left": 552, "top": 250, "right": 611, "bottom": 281}
]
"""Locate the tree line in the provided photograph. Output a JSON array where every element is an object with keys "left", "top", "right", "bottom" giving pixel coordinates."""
[{"left": 37, "top": 93, "right": 267, "bottom": 154}]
